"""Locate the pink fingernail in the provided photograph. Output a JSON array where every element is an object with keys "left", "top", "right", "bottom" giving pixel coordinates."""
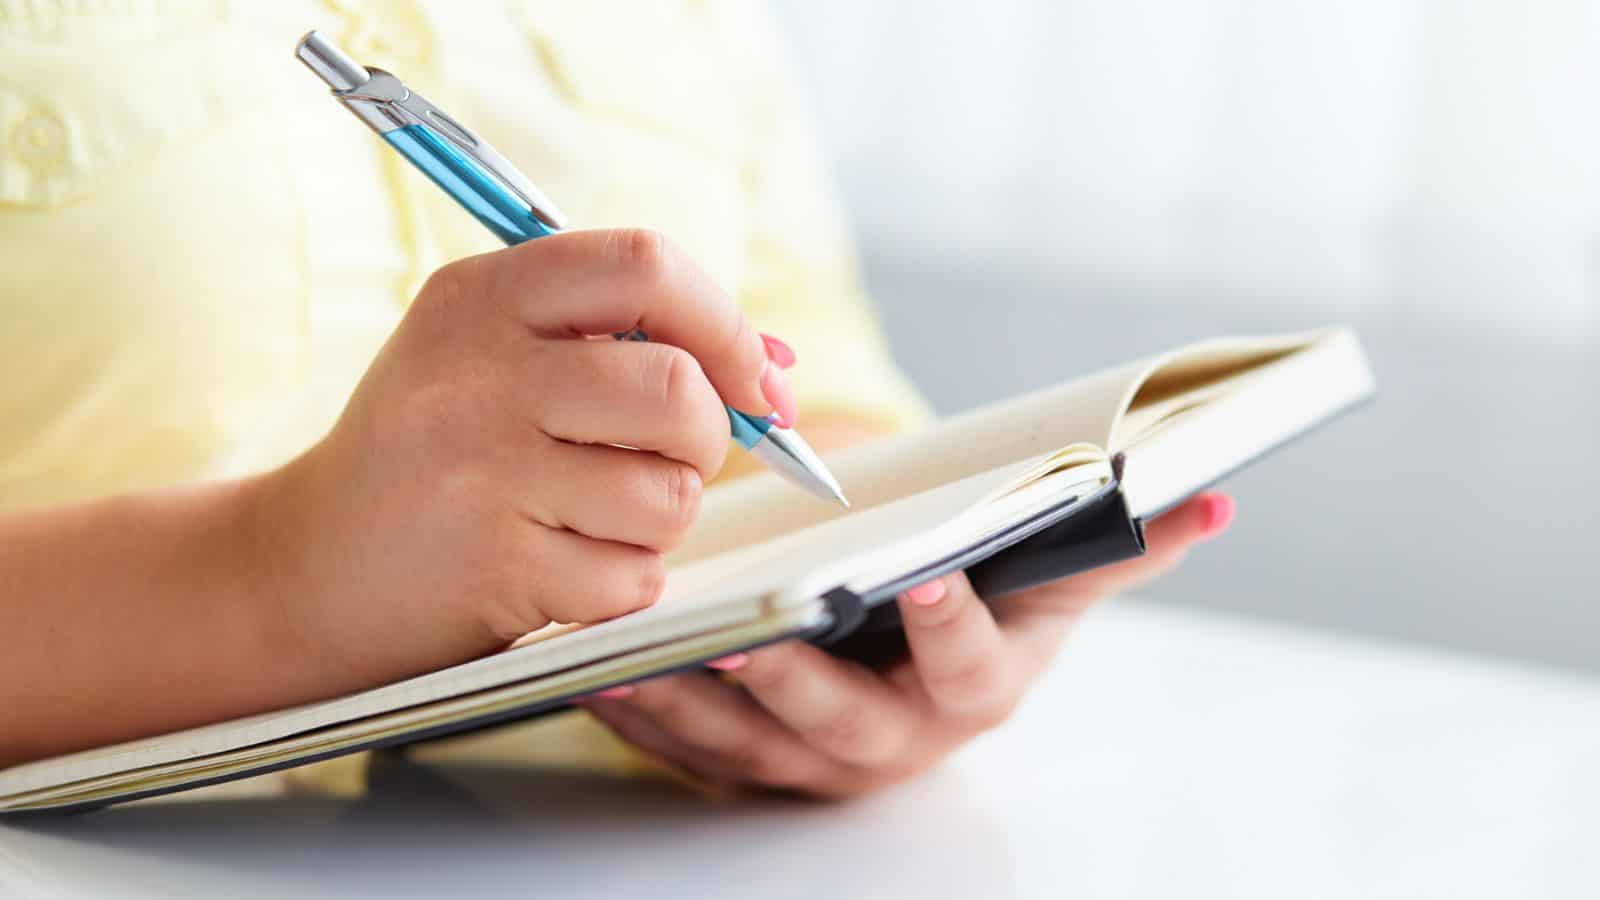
[
  {"left": 903, "top": 579, "right": 948, "bottom": 607},
  {"left": 1199, "top": 493, "right": 1236, "bottom": 537},
  {"left": 760, "top": 362, "right": 799, "bottom": 429},
  {"left": 596, "top": 685, "right": 635, "bottom": 699},
  {"left": 706, "top": 653, "right": 749, "bottom": 671},
  {"left": 760, "top": 333, "right": 797, "bottom": 369}
]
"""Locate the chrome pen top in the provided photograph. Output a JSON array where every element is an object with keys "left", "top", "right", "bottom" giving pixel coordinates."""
[
  {"left": 295, "top": 29, "right": 369, "bottom": 92},
  {"left": 295, "top": 30, "right": 568, "bottom": 233}
]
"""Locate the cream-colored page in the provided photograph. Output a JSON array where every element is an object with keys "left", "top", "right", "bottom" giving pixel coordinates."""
[
  {"left": 679, "top": 330, "right": 1330, "bottom": 565},
  {"left": 1115, "top": 329, "right": 1373, "bottom": 517},
  {"left": 674, "top": 360, "right": 1146, "bottom": 564},
  {"left": 1108, "top": 331, "right": 1333, "bottom": 449}
]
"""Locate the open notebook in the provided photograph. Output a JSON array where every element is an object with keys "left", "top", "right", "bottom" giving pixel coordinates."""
[{"left": 0, "top": 327, "right": 1375, "bottom": 815}]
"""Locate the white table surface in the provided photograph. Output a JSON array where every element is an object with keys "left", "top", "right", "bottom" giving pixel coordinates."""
[{"left": 3, "top": 599, "right": 1597, "bottom": 899}]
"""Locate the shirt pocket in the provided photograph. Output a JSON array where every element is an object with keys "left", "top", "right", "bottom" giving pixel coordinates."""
[
  {"left": 517, "top": 0, "right": 746, "bottom": 163},
  {"left": 0, "top": 15, "right": 265, "bottom": 210},
  {"left": 0, "top": 20, "right": 314, "bottom": 496}
]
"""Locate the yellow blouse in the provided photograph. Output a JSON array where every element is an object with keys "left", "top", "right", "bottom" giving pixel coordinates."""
[
  {"left": 0, "top": 0, "right": 927, "bottom": 513},
  {"left": 0, "top": 1, "right": 928, "bottom": 794}
]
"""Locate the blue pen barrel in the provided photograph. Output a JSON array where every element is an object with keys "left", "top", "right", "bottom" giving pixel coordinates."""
[
  {"left": 383, "top": 124, "right": 560, "bottom": 246},
  {"left": 727, "top": 408, "right": 773, "bottom": 450}
]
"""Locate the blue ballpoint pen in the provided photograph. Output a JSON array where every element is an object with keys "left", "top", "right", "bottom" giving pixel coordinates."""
[{"left": 296, "top": 30, "right": 848, "bottom": 507}]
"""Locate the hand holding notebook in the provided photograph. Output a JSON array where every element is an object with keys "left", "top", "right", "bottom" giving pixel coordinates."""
[{"left": 573, "top": 490, "right": 1234, "bottom": 797}]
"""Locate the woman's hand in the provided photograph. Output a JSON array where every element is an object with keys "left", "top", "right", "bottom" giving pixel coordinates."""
[
  {"left": 581, "top": 493, "right": 1236, "bottom": 799},
  {"left": 263, "top": 229, "right": 792, "bottom": 692},
  {"left": 0, "top": 228, "right": 799, "bottom": 766}
]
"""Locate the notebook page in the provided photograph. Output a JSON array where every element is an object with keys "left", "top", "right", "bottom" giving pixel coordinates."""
[
  {"left": 675, "top": 361, "right": 1146, "bottom": 564},
  {"left": 665, "top": 455, "right": 1065, "bottom": 615},
  {"left": 1117, "top": 329, "right": 1374, "bottom": 518},
  {"left": 1108, "top": 331, "right": 1332, "bottom": 450},
  {"left": 682, "top": 329, "right": 1338, "bottom": 566}
]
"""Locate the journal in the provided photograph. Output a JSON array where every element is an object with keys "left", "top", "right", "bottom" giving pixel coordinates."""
[{"left": 0, "top": 327, "right": 1375, "bottom": 815}]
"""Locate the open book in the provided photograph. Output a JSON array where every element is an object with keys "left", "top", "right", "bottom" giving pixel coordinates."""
[{"left": 0, "top": 327, "right": 1375, "bottom": 815}]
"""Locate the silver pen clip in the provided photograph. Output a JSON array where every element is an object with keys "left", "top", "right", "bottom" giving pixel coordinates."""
[{"left": 295, "top": 30, "right": 567, "bottom": 231}]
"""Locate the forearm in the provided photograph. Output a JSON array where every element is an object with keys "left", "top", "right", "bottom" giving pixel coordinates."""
[{"left": 0, "top": 473, "right": 309, "bottom": 768}]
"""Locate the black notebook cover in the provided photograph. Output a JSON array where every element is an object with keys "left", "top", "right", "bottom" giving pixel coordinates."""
[{"left": 824, "top": 465, "right": 1146, "bottom": 667}]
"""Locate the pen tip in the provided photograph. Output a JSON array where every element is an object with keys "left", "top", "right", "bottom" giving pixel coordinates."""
[{"left": 832, "top": 488, "right": 852, "bottom": 509}]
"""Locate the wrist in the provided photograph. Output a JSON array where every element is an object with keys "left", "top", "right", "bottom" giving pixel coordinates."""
[{"left": 235, "top": 448, "right": 347, "bottom": 695}]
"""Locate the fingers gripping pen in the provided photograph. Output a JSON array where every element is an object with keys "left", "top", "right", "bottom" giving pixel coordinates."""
[{"left": 295, "top": 30, "right": 848, "bottom": 506}]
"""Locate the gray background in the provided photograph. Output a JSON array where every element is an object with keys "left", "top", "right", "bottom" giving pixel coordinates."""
[{"left": 773, "top": 0, "right": 1599, "bottom": 671}]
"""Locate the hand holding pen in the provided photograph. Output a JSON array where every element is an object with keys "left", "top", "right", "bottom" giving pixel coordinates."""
[
  {"left": 296, "top": 31, "right": 848, "bottom": 506},
  {"left": 261, "top": 227, "right": 811, "bottom": 689}
]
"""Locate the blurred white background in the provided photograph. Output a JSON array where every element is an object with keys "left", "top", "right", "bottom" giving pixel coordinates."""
[{"left": 772, "top": 0, "right": 1600, "bottom": 670}]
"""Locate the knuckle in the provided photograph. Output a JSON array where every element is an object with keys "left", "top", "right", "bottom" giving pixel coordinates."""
[
  {"left": 970, "top": 693, "right": 1022, "bottom": 732},
  {"left": 925, "top": 657, "right": 1010, "bottom": 712},
  {"left": 736, "top": 652, "right": 794, "bottom": 693},
  {"left": 608, "top": 227, "right": 672, "bottom": 284},
  {"left": 395, "top": 378, "right": 457, "bottom": 441},
  {"left": 547, "top": 544, "right": 664, "bottom": 624},
  {"left": 630, "top": 682, "right": 682, "bottom": 720},
  {"left": 657, "top": 463, "right": 703, "bottom": 544},
  {"left": 391, "top": 369, "right": 505, "bottom": 463},
  {"left": 586, "top": 550, "right": 666, "bottom": 622},
  {"left": 477, "top": 527, "right": 554, "bottom": 642},
  {"left": 804, "top": 704, "right": 883, "bottom": 763},
  {"left": 713, "top": 306, "right": 755, "bottom": 370},
  {"left": 652, "top": 347, "right": 724, "bottom": 472},
  {"left": 626, "top": 552, "right": 668, "bottom": 612},
  {"left": 436, "top": 463, "right": 495, "bottom": 513},
  {"left": 482, "top": 591, "right": 550, "bottom": 644},
  {"left": 415, "top": 256, "right": 480, "bottom": 318},
  {"left": 655, "top": 344, "right": 707, "bottom": 414},
  {"left": 724, "top": 739, "right": 802, "bottom": 787}
]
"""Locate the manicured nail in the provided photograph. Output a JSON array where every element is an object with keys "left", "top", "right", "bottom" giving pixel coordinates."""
[
  {"left": 706, "top": 653, "right": 749, "bottom": 671},
  {"left": 902, "top": 579, "right": 948, "bottom": 607},
  {"left": 1198, "top": 493, "right": 1236, "bottom": 537},
  {"left": 760, "top": 361, "right": 798, "bottom": 429},
  {"left": 760, "top": 333, "right": 797, "bottom": 369},
  {"left": 596, "top": 685, "right": 635, "bottom": 699}
]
